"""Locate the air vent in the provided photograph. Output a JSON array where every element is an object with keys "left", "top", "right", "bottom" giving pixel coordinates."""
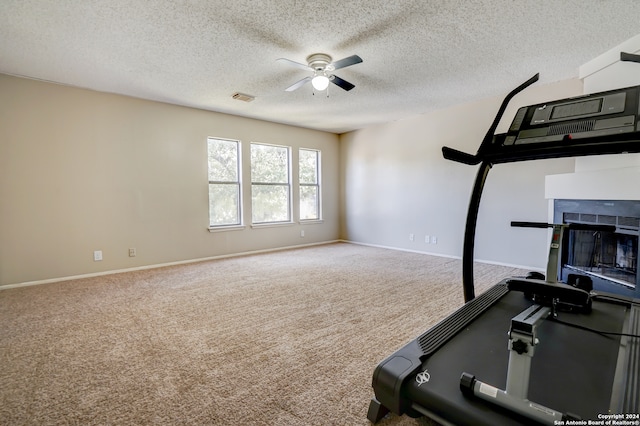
[
  {"left": 598, "top": 214, "right": 617, "bottom": 225},
  {"left": 564, "top": 213, "right": 640, "bottom": 231},
  {"left": 619, "top": 216, "right": 640, "bottom": 229},
  {"left": 232, "top": 92, "right": 255, "bottom": 102},
  {"left": 564, "top": 213, "right": 580, "bottom": 222}
]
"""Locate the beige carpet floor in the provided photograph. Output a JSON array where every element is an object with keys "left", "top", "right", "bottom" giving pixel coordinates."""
[{"left": 0, "top": 242, "right": 528, "bottom": 425}]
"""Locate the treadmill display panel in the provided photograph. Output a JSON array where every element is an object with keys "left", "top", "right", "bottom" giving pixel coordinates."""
[{"left": 550, "top": 98, "right": 603, "bottom": 120}]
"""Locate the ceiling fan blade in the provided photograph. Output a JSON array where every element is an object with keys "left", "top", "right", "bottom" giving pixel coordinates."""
[
  {"left": 330, "top": 75, "right": 355, "bottom": 91},
  {"left": 276, "top": 58, "right": 312, "bottom": 71},
  {"left": 285, "top": 76, "right": 312, "bottom": 91},
  {"left": 330, "top": 55, "right": 363, "bottom": 70}
]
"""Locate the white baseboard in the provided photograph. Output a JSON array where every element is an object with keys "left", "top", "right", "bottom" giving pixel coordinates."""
[
  {"left": 1, "top": 239, "right": 541, "bottom": 291},
  {"left": 343, "top": 240, "right": 542, "bottom": 271},
  {"left": 343, "top": 240, "right": 461, "bottom": 260},
  {"left": 0, "top": 240, "right": 341, "bottom": 291}
]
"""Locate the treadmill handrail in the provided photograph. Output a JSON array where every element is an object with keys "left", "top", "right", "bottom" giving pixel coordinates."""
[
  {"left": 442, "top": 73, "right": 539, "bottom": 166},
  {"left": 443, "top": 74, "right": 540, "bottom": 301}
]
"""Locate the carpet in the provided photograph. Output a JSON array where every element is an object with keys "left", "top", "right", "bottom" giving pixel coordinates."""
[{"left": 0, "top": 242, "right": 528, "bottom": 425}]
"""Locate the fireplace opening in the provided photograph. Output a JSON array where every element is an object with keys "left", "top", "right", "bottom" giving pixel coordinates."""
[
  {"left": 566, "top": 227, "right": 637, "bottom": 289},
  {"left": 554, "top": 200, "right": 640, "bottom": 298}
]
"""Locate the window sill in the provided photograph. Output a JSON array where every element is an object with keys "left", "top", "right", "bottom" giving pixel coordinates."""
[
  {"left": 251, "top": 221, "right": 295, "bottom": 229},
  {"left": 208, "top": 225, "right": 246, "bottom": 233},
  {"left": 299, "top": 219, "right": 323, "bottom": 225}
]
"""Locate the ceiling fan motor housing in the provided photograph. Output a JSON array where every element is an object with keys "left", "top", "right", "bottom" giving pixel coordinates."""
[
  {"left": 279, "top": 53, "right": 360, "bottom": 92},
  {"left": 306, "top": 53, "right": 333, "bottom": 71}
]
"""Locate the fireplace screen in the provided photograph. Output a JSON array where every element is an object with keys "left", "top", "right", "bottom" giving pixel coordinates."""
[
  {"left": 566, "top": 227, "right": 638, "bottom": 289},
  {"left": 554, "top": 200, "right": 640, "bottom": 297}
]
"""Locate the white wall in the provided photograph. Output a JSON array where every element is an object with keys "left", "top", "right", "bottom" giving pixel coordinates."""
[
  {"left": 0, "top": 74, "right": 340, "bottom": 286},
  {"left": 341, "top": 78, "right": 583, "bottom": 270},
  {"left": 579, "top": 34, "right": 640, "bottom": 94},
  {"left": 546, "top": 34, "right": 640, "bottom": 202}
]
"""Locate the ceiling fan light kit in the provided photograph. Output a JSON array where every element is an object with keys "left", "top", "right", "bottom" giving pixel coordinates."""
[
  {"left": 277, "top": 53, "right": 362, "bottom": 94},
  {"left": 311, "top": 73, "right": 330, "bottom": 91}
]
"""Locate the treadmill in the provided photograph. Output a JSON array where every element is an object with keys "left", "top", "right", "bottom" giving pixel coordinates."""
[{"left": 368, "top": 72, "right": 640, "bottom": 425}]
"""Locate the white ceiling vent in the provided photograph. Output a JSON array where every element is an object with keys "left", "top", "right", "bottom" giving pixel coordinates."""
[{"left": 232, "top": 92, "right": 255, "bottom": 102}]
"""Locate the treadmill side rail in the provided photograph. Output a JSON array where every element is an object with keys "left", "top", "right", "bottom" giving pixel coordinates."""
[{"left": 369, "top": 282, "right": 509, "bottom": 422}]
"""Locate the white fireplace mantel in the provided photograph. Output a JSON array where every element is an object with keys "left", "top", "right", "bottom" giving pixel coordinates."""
[{"left": 545, "top": 164, "right": 640, "bottom": 201}]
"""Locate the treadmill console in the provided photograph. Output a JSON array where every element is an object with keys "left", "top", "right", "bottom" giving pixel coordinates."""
[
  {"left": 504, "top": 85, "right": 640, "bottom": 146},
  {"left": 442, "top": 76, "right": 640, "bottom": 166}
]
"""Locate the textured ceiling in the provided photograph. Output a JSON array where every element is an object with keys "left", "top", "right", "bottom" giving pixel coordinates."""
[{"left": 1, "top": 1, "right": 640, "bottom": 134}]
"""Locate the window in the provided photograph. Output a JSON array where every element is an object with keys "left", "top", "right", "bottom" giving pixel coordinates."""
[
  {"left": 251, "top": 143, "right": 291, "bottom": 224},
  {"left": 299, "top": 149, "right": 321, "bottom": 221},
  {"left": 207, "top": 138, "right": 241, "bottom": 227}
]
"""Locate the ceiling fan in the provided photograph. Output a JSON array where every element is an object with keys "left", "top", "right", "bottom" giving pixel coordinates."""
[{"left": 277, "top": 53, "right": 363, "bottom": 92}]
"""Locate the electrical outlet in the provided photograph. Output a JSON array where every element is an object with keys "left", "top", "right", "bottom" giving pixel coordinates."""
[
  {"left": 425, "top": 235, "right": 430, "bottom": 244},
  {"left": 300, "top": 230, "right": 305, "bottom": 238},
  {"left": 129, "top": 248, "right": 136, "bottom": 257},
  {"left": 94, "top": 250, "right": 103, "bottom": 261},
  {"left": 431, "top": 236, "right": 438, "bottom": 244},
  {"left": 409, "top": 233, "right": 415, "bottom": 242}
]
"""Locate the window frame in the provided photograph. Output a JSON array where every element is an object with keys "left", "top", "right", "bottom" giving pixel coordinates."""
[
  {"left": 250, "top": 142, "right": 292, "bottom": 225},
  {"left": 299, "top": 148, "right": 322, "bottom": 222},
  {"left": 207, "top": 137, "right": 243, "bottom": 230}
]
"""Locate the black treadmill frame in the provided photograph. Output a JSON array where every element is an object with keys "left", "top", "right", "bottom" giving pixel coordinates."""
[
  {"left": 442, "top": 73, "right": 640, "bottom": 302},
  {"left": 368, "top": 71, "right": 640, "bottom": 424}
]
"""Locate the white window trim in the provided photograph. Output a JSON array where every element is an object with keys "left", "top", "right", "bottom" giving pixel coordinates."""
[
  {"left": 208, "top": 137, "right": 243, "bottom": 229},
  {"left": 250, "top": 142, "right": 292, "bottom": 225},
  {"left": 299, "top": 148, "right": 322, "bottom": 222}
]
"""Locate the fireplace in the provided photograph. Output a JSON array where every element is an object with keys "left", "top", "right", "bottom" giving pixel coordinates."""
[{"left": 554, "top": 199, "right": 640, "bottom": 298}]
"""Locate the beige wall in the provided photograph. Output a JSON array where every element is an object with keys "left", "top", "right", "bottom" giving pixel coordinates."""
[
  {"left": 340, "top": 78, "right": 584, "bottom": 270},
  {"left": 0, "top": 74, "right": 340, "bottom": 286},
  {"left": 0, "top": 72, "right": 603, "bottom": 286}
]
